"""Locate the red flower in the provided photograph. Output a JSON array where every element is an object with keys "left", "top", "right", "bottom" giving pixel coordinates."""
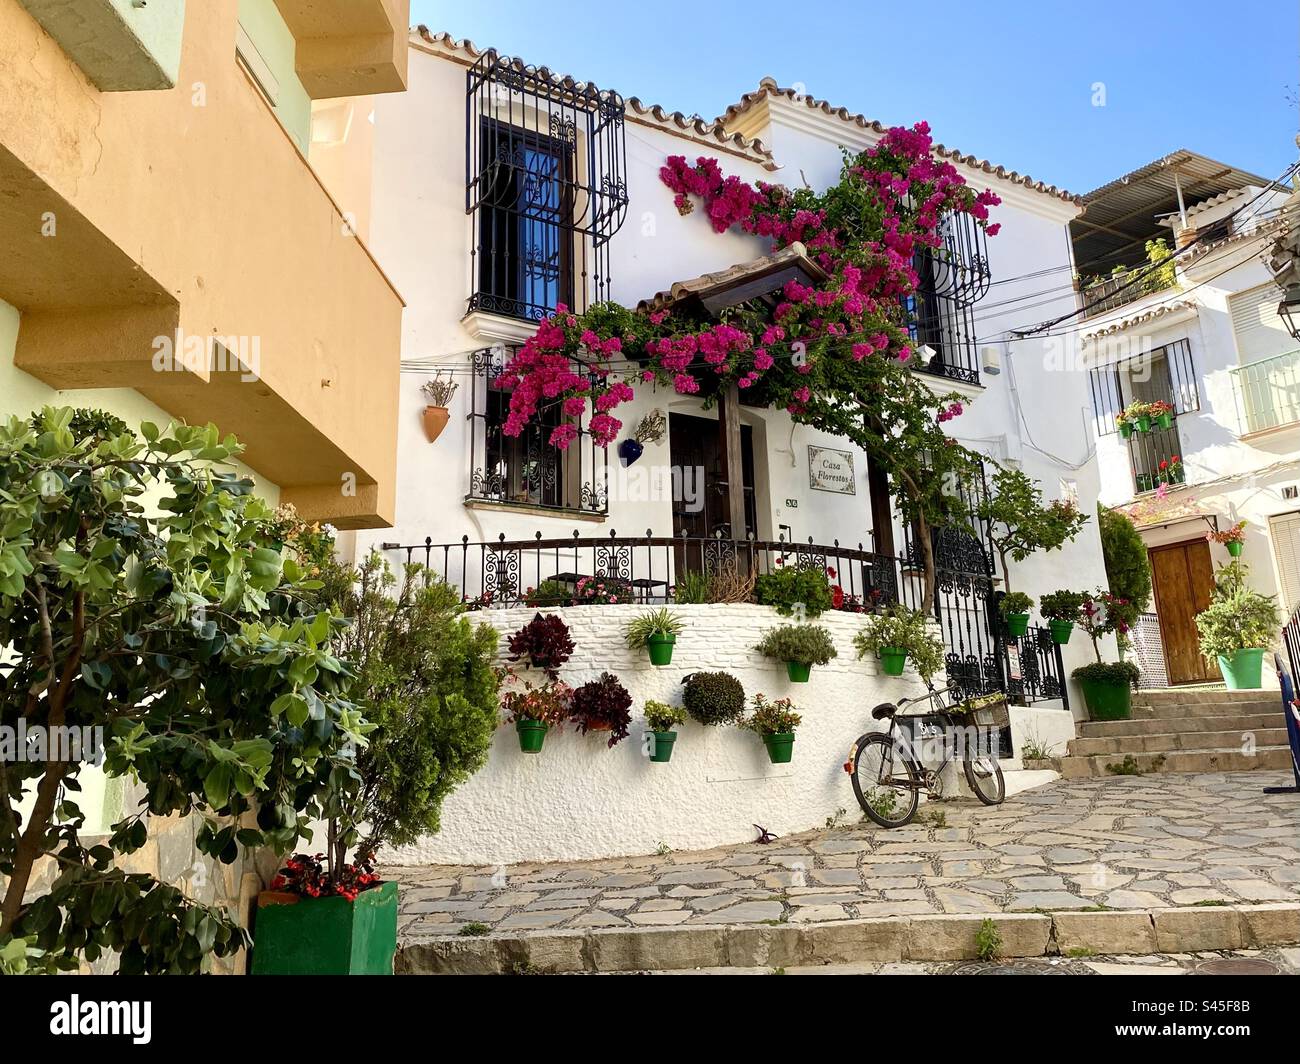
[{"left": 831, "top": 586, "right": 845, "bottom": 609}]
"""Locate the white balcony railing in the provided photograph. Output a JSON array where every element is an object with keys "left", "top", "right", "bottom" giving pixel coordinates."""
[{"left": 1230, "top": 349, "right": 1300, "bottom": 435}]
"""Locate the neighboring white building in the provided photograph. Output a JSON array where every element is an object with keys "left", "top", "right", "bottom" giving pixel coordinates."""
[
  {"left": 1076, "top": 150, "right": 1297, "bottom": 686},
  {"left": 313, "top": 28, "right": 1125, "bottom": 859}
]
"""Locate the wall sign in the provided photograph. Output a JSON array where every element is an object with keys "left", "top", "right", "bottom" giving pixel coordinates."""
[{"left": 808, "top": 446, "right": 856, "bottom": 495}]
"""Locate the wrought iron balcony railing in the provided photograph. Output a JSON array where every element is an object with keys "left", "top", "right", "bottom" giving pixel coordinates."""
[{"left": 1229, "top": 349, "right": 1300, "bottom": 436}]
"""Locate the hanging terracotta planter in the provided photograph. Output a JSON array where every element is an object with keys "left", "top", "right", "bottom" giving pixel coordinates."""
[{"left": 422, "top": 406, "right": 450, "bottom": 443}]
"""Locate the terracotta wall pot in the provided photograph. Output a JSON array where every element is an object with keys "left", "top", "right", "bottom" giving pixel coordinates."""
[{"left": 422, "top": 406, "right": 450, "bottom": 443}]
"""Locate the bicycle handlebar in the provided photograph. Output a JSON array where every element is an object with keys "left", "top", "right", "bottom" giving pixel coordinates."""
[{"left": 895, "top": 686, "right": 955, "bottom": 709}]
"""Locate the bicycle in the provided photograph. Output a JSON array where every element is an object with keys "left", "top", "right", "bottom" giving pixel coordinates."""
[{"left": 845, "top": 685, "right": 1007, "bottom": 828}]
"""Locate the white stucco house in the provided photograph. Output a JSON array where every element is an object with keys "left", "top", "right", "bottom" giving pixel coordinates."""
[
  {"left": 1075, "top": 150, "right": 1297, "bottom": 688},
  {"left": 312, "top": 27, "right": 1122, "bottom": 861}
]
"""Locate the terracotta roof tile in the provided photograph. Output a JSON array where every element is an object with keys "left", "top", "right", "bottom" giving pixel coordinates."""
[
  {"left": 636, "top": 242, "right": 828, "bottom": 313},
  {"left": 720, "top": 77, "right": 1082, "bottom": 204}
]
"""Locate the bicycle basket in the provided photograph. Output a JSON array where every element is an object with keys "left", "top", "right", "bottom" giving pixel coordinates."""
[{"left": 951, "top": 692, "right": 1010, "bottom": 728}]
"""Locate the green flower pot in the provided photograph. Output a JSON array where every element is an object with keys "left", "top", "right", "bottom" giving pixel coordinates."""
[
  {"left": 879, "top": 647, "right": 908, "bottom": 676},
  {"left": 786, "top": 660, "right": 812, "bottom": 683},
  {"left": 647, "top": 633, "right": 676, "bottom": 666},
  {"left": 1136, "top": 415, "right": 1152, "bottom": 432},
  {"left": 762, "top": 732, "right": 795, "bottom": 764},
  {"left": 1156, "top": 412, "right": 1173, "bottom": 430},
  {"left": 1005, "top": 612, "right": 1030, "bottom": 638},
  {"left": 516, "top": 719, "right": 548, "bottom": 753},
  {"left": 1119, "top": 421, "right": 1134, "bottom": 439},
  {"left": 1048, "top": 619, "right": 1074, "bottom": 645},
  {"left": 650, "top": 729, "right": 677, "bottom": 763},
  {"left": 252, "top": 880, "right": 398, "bottom": 975},
  {"left": 1218, "top": 648, "right": 1265, "bottom": 690},
  {"left": 1079, "top": 676, "right": 1132, "bottom": 721},
  {"left": 1135, "top": 472, "right": 1155, "bottom": 493},
  {"left": 1226, "top": 541, "right": 1243, "bottom": 558}
]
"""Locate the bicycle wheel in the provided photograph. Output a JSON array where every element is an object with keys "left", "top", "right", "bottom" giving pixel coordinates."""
[
  {"left": 964, "top": 753, "right": 1005, "bottom": 805},
  {"left": 851, "top": 733, "right": 920, "bottom": 828}
]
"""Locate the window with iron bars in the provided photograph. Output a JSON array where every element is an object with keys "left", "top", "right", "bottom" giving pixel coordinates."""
[
  {"left": 904, "top": 212, "right": 992, "bottom": 386},
  {"left": 465, "top": 50, "right": 628, "bottom": 323},
  {"left": 466, "top": 345, "right": 609, "bottom": 515}
]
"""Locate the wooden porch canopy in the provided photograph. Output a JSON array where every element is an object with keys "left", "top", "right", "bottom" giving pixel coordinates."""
[{"left": 635, "top": 244, "right": 892, "bottom": 550}]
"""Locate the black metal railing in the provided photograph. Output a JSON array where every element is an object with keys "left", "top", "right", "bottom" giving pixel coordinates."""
[
  {"left": 905, "top": 212, "right": 991, "bottom": 387},
  {"left": 1128, "top": 421, "right": 1184, "bottom": 494},
  {"left": 380, "top": 530, "right": 919, "bottom": 612},
  {"left": 1004, "top": 625, "right": 1069, "bottom": 712}
]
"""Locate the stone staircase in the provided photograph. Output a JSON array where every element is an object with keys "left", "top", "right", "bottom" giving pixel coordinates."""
[{"left": 1055, "top": 688, "right": 1295, "bottom": 778}]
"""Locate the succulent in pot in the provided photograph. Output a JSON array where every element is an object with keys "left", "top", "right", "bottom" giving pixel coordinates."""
[
  {"left": 624, "top": 607, "right": 686, "bottom": 666},
  {"left": 1038, "top": 589, "right": 1085, "bottom": 645},
  {"left": 501, "top": 679, "right": 573, "bottom": 753},
  {"left": 681, "top": 671, "right": 745, "bottom": 726},
  {"left": 643, "top": 699, "right": 688, "bottom": 763},
  {"left": 569, "top": 673, "right": 634, "bottom": 747},
  {"left": 506, "top": 612, "right": 574, "bottom": 679},
  {"left": 739, "top": 693, "right": 802, "bottom": 764},
  {"left": 753, "top": 623, "right": 837, "bottom": 683},
  {"left": 854, "top": 605, "right": 945, "bottom": 683},
  {"left": 999, "top": 591, "right": 1035, "bottom": 638}
]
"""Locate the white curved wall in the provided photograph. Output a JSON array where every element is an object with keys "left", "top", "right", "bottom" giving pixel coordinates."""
[{"left": 382, "top": 603, "right": 929, "bottom": 865}]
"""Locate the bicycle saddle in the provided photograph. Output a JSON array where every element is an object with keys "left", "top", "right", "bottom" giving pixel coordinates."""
[{"left": 871, "top": 702, "right": 897, "bottom": 720}]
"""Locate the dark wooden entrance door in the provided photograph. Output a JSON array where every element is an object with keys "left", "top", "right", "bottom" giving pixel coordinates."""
[
  {"left": 668, "top": 412, "right": 756, "bottom": 539},
  {"left": 1149, "top": 539, "right": 1221, "bottom": 685}
]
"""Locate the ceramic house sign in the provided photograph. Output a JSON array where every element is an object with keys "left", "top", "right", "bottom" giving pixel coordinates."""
[{"left": 809, "top": 445, "right": 856, "bottom": 494}]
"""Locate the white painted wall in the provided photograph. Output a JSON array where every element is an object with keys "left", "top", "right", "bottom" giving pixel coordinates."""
[{"left": 382, "top": 602, "right": 937, "bottom": 865}]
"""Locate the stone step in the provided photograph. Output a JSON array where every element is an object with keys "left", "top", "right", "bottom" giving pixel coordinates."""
[
  {"left": 1133, "top": 688, "right": 1280, "bottom": 705},
  {"left": 1068, "top": 727, "right": 1290, "bottom": 757},
  {"left": 1134, "top": 699, "right": 1282, "bottom": 720},
  {"left": 1078, "top": 712, "right": 1284, "bottom": 738},
  {"left": 1056, "top": 745, "right": 1294, "bottom": 779}
]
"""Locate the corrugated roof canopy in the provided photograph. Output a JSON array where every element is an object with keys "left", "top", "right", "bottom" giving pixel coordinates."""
[{"left": 1070, "top": 150, "right": 1275, "bottom": 275}]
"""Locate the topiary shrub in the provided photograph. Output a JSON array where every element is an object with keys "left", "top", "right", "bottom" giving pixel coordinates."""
[
  {"left": 569, "top": 672, "right": 633, "bottom": 747},
  {"left": 1098, "top": 505, "right": 1152, "bottom": 612},
  {"left": 681, "top": 671, "right": 746, "bottom": 726}
]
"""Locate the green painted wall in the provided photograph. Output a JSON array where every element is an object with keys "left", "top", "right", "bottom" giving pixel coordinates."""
[{"left": 237, "top": 0, "right": 312, "bottom": 153}]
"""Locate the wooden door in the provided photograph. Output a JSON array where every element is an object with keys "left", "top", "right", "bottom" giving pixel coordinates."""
[
  {"left": 1149, "top": 539, "right": 1221, "bottom": 685},
  {"left": 668, "top": 413, "right": 756, "bottom": 540}
]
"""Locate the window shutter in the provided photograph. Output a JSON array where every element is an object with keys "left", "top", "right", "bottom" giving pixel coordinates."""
[
  {"left": 1088, "top": 365, "right": 1121, "bottom": 436},
  {"left": 1269, "top": 511, "right": 1300, "bottom": 616},
  {"left": 1231, "top": 285, "right": 1295, "bottom": 365}
]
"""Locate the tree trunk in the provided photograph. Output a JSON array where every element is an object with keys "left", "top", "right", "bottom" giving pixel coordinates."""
[
  {"left": 0, "top": 761, "right": 67, "bottom": 935},
  {"left": 917, "top": 511, "right": 937, "bottom": 616}
]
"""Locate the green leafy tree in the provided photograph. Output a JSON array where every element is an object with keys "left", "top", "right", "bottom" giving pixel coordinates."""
[
  {"left": 0, "top": 408, "right": 369, "bottom": 973},
  {"left": 1097, "top": 504, "right": 1152, "bottom": 612},
  {"left": 309, "top": 551, "right": 500, "bottom": 861},
  {"left": 975, "top": 467, "right": 1089, "bottom": 593}
]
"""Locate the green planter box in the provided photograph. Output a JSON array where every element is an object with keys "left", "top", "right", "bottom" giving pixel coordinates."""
[
  {"left": 1048, "top": 619, "right": 1074, "bottom": 645},
  {"left": 762, "top": 732, "right": 795, "bottom": 764},
  {"left": 252, "top": 880, "right": 398, "bottom": 975},
  {"left": 1218, "top": 648, "right": 1265, "bottom": 690},
  {"left": 649, "top": 729, "right": 677, "bottom": 763},
  {"left": 1004, "top": 612, "right": 1030, "bottom": 638},
  {"left": 1079, "top": 676, "right": 1132, "bottom": 721},
  {"left": 879, "top": 647, "right": 907, "bottom": 676},
  {"left": 647, "top": 633, "right": 676, "bottom": 666}
]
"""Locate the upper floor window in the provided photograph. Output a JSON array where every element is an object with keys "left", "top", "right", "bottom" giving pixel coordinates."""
[
  {"left": 904, "top": 213, "right": 991, "bottom": 386},
  {"left": 466, "top": 51, "right": 629, "bottom": 323}
]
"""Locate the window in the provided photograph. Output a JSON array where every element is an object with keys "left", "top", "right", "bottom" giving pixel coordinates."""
[
  {"left": 1088, "top": 337, "right": 1200, "bottom": 439},
  {"left": 903, "top": 213, "right": 991, "bottom": 385},
  {"left": 466, "top": 51, "right": 628, "bottom": 323},
  {"left": 466, "top": 345, "right": 608, "bottom": 513}
]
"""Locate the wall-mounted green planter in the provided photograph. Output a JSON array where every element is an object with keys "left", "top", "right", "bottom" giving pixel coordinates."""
[
  {"left": 1135, "top": 472, "right": 1155, "bottom": 493},
  {"left": 879, "top": 647, "right": 907, "bottom": 676},
  {"left": 252, "top": 880, "right": 398, "bottom": 975},
  {"left": 1048, "top": 619, "right": 1074, "bottom": 645},
  {"left": 1079, "top": 676, "right": 1132, "bottom": 721},
  {"left": 1119, "top": 421, "right": 1134, "bottom": 439},
  {"left": 1155, "top": 412, "right": 1173, "bottom": 430},
  {"left": 1218, "top": 648, "right": 1265, "bottom": 690},
  {"left": 785, "top": 660, "right": 812, "bottom": 683},
  {"left": 1135, "top": 415, "right": 1152, "bottom": 432},
  {"left": 649, "top": 729, "right": 677, "bottom": 763},
  {"left": 1004, "top": 612, "right": 1030, "bottom": 638},
  {"left": 646, "top": 633, "right": 676, "bottom": 666},
  {"left": 1226, "top": 541, "right": 1243, "bottom": 558},
  {"left": 762, "top": 732, "right": 795, "bottom": 764},
  {"left": 516, "top": 719, "right": 548, "bottom": 753}
]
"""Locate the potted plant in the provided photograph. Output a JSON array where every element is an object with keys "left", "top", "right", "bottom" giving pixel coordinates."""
[
  {"left": 999, "top": 591, "right": 1034, "bottom": 638},
  {"left": 1071, "top": 590, "right": 1139, "bottom": 720},
  {"left": 501, "top": 679, "right": 573, "bottom": 752},
  {"left": 1166, "top": 454, "right": 1185, "bottom": 485},
  {"left": 1117, "top": 400, "right": 1148, "bottom": 435},
  {"left": 1132, "top": 401, "right": 1154, "bottom": 433},
  {"left": 1208, "top": 519, "right": 1247, "bottom": 559},
  {"left": 753, "top": 623, "right": 837, "bottom": 682},
  {"left": 1135, "top": 471, "right": 1155, "bottom": 493},
  {"left": 754, "top": 562, "right": 835, "bottom": 617},
  {"left": 681, "top": 671, "right": 746, "bottom": 726},
  {"left": 643, "top": 699, "right": 687, "bottom": 763},
  {"left": 854, "top": 604, "right": 945, "bottom": 682},
  {"left": 740, "top": 693, "right": 803, "bottom": 764},
  {"left": 1195, "top": 561, "right": 1280, "bottom": 690},
  {"left": 625, "top": 607, "right": 685, "bottom": 666},
  {"left": 1115, "top": 411, "right": 1134, "bottom": 439},
  {"left": 420, "top": 373, "right": 458, "bottom": 443},
  {"left": 1039, "top": 589, "right": 1084, "bottom": 645},
  {"left": 569, "top": 673, "right": 634, "bottom": 746},
  {"left": 1149, "top": 400, "right": 1174, "bottom": 430},
  {"left": 255, "top": 853, "right": 397, "bottom": 976},
  {"left": 506, "top": 612, "right": 575, "bottom": 678}
]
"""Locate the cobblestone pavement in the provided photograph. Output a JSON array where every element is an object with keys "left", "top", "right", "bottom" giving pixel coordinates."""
[{"left": 387, "top": 773, "right": 1300, "bottom": 940}]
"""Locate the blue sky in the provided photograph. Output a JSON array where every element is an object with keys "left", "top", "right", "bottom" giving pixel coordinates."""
[{"left": 409, "top": 0, "right": 1298, "bottom": 195}]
